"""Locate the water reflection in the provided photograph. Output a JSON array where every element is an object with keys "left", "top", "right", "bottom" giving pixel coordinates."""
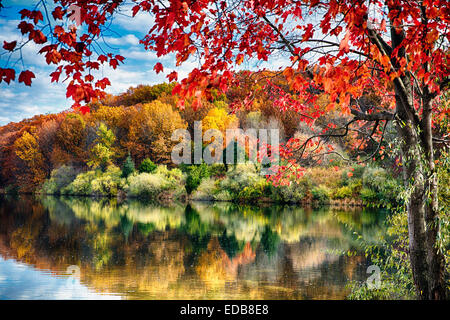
[{"left": 0, "top": 195, "right": 387, "bottom": 300}]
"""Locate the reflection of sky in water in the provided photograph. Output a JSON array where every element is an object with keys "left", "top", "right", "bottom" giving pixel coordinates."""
[
  {"left": 0, "top": 196, "right": 387, "bottom": 299},
  {"left": 0, "top": 257, "right": 121, "bottom": 300}
]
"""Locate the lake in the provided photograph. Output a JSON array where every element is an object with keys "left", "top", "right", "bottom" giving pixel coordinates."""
[{"left": 0, "top": 195, "right": 387, "bottom": 300}]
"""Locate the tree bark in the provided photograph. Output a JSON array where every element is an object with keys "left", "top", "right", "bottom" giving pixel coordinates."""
[
  {"left": 395, "top": 91, "right": 447, "bottom": 300},
  {"left": 421, "top": 94, "right": 447, "bottom": 300},
  {"left": 396, "top": 116, "right": 429, "bottom": 299}
]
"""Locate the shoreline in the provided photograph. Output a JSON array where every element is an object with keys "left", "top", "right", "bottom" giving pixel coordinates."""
[{"left": 1, "top": 190, "right": 369, "bottom": 209}]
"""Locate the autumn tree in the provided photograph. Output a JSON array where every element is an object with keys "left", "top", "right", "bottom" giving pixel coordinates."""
[
  {"left": 1, "top": 0, "right": 449, "bottom": 299},
  {"left": 0, "top": 125, "right": 25, "bottom": 188},
  {"left": 0, "top": 114, "right": 63, "bottom": 189},
  {"left": 14, "top": 129, "right": 47, "bottom": 190},
  {"left": 111, "top": 83, "right": 176, "bottom": 107},
  {"left": 202, "top": 107, "right": 239, "bottom": 139},
  {"left": 55, "top": 113, "right": 87, "bottom": 167},
  {"left": 88, "top": 122, "right": 117, "bottom": 171},
  {"left": 36, "top": 117, "right": 63, "bottom": 176},
  {"left": 126, "top": 101, "right": 187, "bottom": 165},
  {"left": 177, "top": 99, "right": 216, "bottom": 136}
]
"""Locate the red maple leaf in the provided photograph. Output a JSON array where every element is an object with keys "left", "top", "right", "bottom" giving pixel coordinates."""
[
  {"left": 3, "top": 41, "right": 17, "bottom": 51},
  {"left": 95, "top": 77, "right": 111, "bottom": 89},
  {"left": 167, "top": 71, "right": 178, "bottom": 82},
  {"left": 50, "top": 70, "right": 61, "bottom": 82},
  {"left": 154, "top": 62, "right": 164, "bottom": 74},
  {"left": 0, "top": 68, "right": 16, "bottom": 84},
  {"left": 18, "top": 21, "right": 34, "bottom": 35},
  {"left": 52, "top": 6, "right": 64, "bottom": 20},
  {"left": 19, "top": 9, "right": 31, "bottom": 19},
  {"left": 109, "top": 59, "right": 119, "bottom": 69},
  {"left": 98, "top": 55, "right": 108, "bottom": 64},
  {"left": 339, "top": 31, "right": 350, "bottom": 53},
  {"left": 18, "top": 70, "right": 35, "bottom": 86},
  {"left": 132, "top": 5, "right": 140, "bottom": 16}
]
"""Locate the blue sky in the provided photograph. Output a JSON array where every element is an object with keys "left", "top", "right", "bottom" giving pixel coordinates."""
[{"left": 0, "top": 0, "right": 201, "bottom": 125}]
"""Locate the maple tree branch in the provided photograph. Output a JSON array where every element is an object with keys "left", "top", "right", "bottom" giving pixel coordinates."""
[
  {"left": 366, "top": 27, "right": 392, "bottom": 57},
  {"left": 292, "top": 119, "right": 357, "bottom": 159},
  {"left": 366, "top": 24, "right": 420, "bottom": 126},
  {"left": 303, "top": 39, "right": 371, "bottom": 58},
  {"left": 261, "top": 15, "right": 296, "bottom": 57},
  {"left": 350, "top": 108, "right": 395, "bottom": 121}
]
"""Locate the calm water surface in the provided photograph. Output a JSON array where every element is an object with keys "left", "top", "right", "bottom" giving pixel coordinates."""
[{"left": 0, "top": 195, "right": 387, "bottom": 300}]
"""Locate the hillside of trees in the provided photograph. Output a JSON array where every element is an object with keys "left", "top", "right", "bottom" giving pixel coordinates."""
[{"left": 0, "top": 74, "right": 405, "bottom": 208}]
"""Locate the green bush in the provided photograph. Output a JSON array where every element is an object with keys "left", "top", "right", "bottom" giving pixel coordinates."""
[
  {"left": 360, "top": 187, "right": 378, "bottom": 202},
  {"left": 139, "top": 158, "right": 157, "bottom": 174},
  {"left": 41, "top": 165, "right": 79, "bottom": 195},
  {"left": 154, "top": 165, "right": 184, "bottom": 190},
  {"left": 191, "top": 178, "right": 218, "bottom": 200},
  {"left": 219, "top": 164, "right": 268, "bottom": 202},
  {"left": 185, "top": 163, "right": 211, "bottom": 194},
  {"left": 270, "top": 177, "right": 311, "bottom": 203},
  {"left": 214, "top": 190, "right": 233, "bottom": 201},
  {"left": 311, "top": 185, "right": 331, "bottom": 204},
  {"left": 334, "top": 185, "right": 353, "bottom": 199},
  {"left": 362, "top": 166, "right": 400, "bottom": 206},
  {"left": 238, "top": 179, "right": 268, "bottom": 202},
  {"left": 348, "top": 179, "right": 362, "bottom": 195},
  {"left": 127, "top": 173, "right": 167, "bottom": 198},
  {"left": 341, "top": 164, "right": 365, "bottom": 185},
  {"left": 61, "top": 166, "right": 124, "bottom": 197},
  {"left": 209, "top": 163, "right": 227, "bottom": 177},
  {"left": 127, "top": 165, "right": 185, "bottom": 199},
  {"left": 62, "top": 170, "right": 98, "bottom": 196},
  {"left": 91, "top": 166, "right": 125, "bottom": 196},
  {"left": 351, "top": 164, "right": 365, "bottom": 179}
]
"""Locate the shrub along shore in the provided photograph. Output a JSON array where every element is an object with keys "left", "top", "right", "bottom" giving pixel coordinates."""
[{"left": 20, "top": 158, "right": 402, "bottom": 209}]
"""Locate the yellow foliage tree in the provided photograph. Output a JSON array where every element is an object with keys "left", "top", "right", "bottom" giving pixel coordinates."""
[
  {"left": 14, "top": 129, "right": 47, "bottom": 189},
  {"left": 126, "top": 101, "right": 187, "bottom": 165},
  {"left": 202, "top": 107, "right": 239, "bottom": 136}
]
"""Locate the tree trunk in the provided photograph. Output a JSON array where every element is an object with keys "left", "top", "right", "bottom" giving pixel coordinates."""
[
  {"left": 398, "top": 122, "right": 429, "bottom": 299},
  {"left": 421, "top": 94, "right": 447, "bottom": 300},
  {"left": 405, "top": 160, "right": 446, "bottom": 300},
  {"left": 396, "top": 99, "right": 447, "bottom": 300}
]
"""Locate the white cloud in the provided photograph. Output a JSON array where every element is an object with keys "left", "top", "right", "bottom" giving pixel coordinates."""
[
  {"left": 103, "top": 34, "right": 140, "bottom": 46},
  {"left": 100, "top": 64, "right": 166, "bottom": 94},
  {"left": 112, "top": 4, "right": 155, "bottom": 34},
  {"left": 122, "top": 49, "right": 158, "bottom": 62},
  {"left": 0, "top": 67, "right": 70, "bottom": 125}
]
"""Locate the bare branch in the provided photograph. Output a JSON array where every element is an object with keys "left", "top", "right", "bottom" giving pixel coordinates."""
[{"left": 350, "top": 108, "right": 395, "bottom": 121}]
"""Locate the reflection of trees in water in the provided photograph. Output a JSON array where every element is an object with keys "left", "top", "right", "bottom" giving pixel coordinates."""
[
  {"left": 260, "top": 226, "right": 280, "bottom": 257},
  {"left": 0, "top": 195, "right": 387, "bottom": 299}
]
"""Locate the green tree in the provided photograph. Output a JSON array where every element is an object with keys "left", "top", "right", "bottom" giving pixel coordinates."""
[
  {"left": 122, "top": 153, "right": 135, "bottom": 178},
  {"left": 88, "top": 123, "right": 116, "bottom": 171},
  {"left": 138, "top": 158, "right": 157, "bottom": 174}
]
